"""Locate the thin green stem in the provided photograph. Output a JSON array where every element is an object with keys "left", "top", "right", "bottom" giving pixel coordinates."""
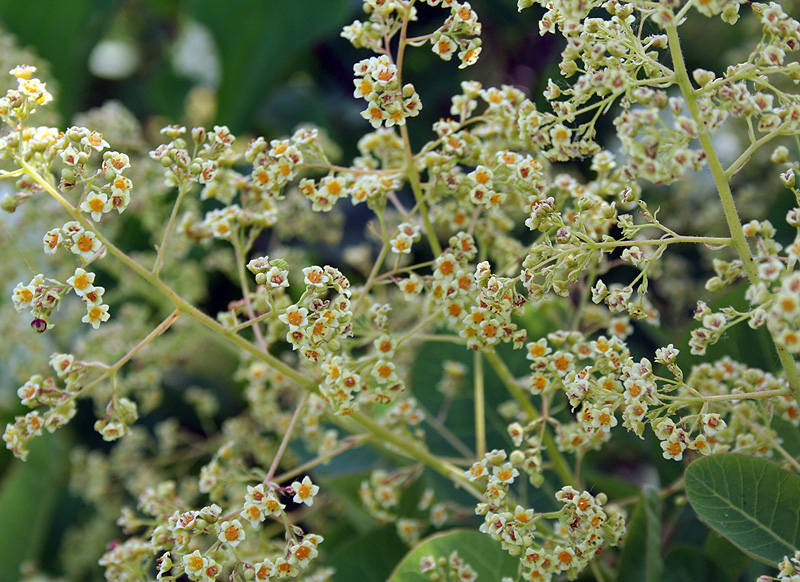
[
  {"left": 152, "top": 181, "right": 190, "bottom": 276},
  {"left": 483, "top": 350, "right": 574, "bottom": 486},
  {"left": 348, "top": 409, "right": 484, "bottom": 501},
  {"left": 265, "top": 394, "right": 308, "bottom": 483},
  {"left": 666, "top": 24, "right": 800, "bottom": 404},
  {"left": 394, "top": 0, "right": 441, "bottom": 257},
  {"left": 474, "top": 351, "right": 486, "bottom": 459},
  {"left": 424, "top": 412, "right": 474, "bottom": 459},
  {"left": 233, "top": 240, "right": 267, "bottom": 351},
  {"left": 399, "top": 123, "right": 441, "bottom": 257},
  {"left": 19, "top": 158, "right": 315, "bottom": 393},
  {"left": 660, "top": 387, "right": 790, "bottom": 403},
  {"left": 227, "top": 310, "right": 274, "bottom": 333},
  {"left": 725, "top": 126, "right": 787, "bottom": 179},
  {"left": 273, "top": 435, "right": 369, "bottom": 484},
  {"left": 591, "top": 235, "right": 732, "bottom": 249}
]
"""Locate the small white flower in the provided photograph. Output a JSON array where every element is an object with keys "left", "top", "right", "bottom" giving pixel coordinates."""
[{"left": 291, "top": 476, "right": 320, "bottom": 506}]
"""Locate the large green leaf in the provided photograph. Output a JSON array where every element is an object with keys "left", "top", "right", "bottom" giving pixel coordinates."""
[
  {"left": 660, "top": 546, "right": 727, "bottom": 582},
  {"left": 617, "top": 486, "right": 663, "bottom": 582},
  {"left": 704, "top": 532, "right": 752, "bottom": 581},
  {"left": 190, "top": 0, "right": 351, "bottom": 133},
  {"left": 0, "top": 0, "right": 117, "bottom": 119},
  {"left": 0, "top": 433, "right": 68, "bottom": 582},
  {"left": 327, "top": 524, "right": 408, "bottom": 582},
  {"left": 685, "top": 453, "right": 800, "bottom": 564},
  {"left": 388, "top": 529, "right": 518, "bottom": 582}
]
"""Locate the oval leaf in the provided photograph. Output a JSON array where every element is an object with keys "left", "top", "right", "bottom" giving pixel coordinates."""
[
  {"left": 616, "top": 486, "right": 663, "bottom": 582},
  {"left": 388, "top": 529, "right": 519, "bottom": 582},
  {"left": 685, "top": 453, "right": 800, "bottom": 564}
]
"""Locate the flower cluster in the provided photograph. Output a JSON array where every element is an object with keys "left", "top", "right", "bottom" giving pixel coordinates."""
[
  {"left": 353, "top": 55, "right": 422, "bottom": 129},
  {"left": 467, "top": 448, "right": 625, "bottom": 580},
  {"left": 419, "top": 551, "right": 478, "bottom": 582},
  {"left": 763, "top": 550, "right": 800, "bottom": 582},
  {"left": 4, "top": 0, "right": 800, "bottom": 580},
  {"left": 116, "top": 477, "right": 325, "bottom": 582}
]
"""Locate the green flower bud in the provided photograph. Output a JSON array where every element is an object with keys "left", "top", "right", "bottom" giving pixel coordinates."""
[
  {"left": 1, "top": 193, "right": 19, "bottom": 213},
  {"left": 486, "top": 449, "right": 507, "bottom": 466},
  {"left": 509, "top": 449, "right": 526, "bottom": 466},
  {"left": 771, "top": 146, "right": 789, "bottom": 164}
]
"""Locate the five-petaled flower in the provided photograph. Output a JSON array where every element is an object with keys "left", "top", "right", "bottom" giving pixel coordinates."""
[{"left": 291, "top": 476, "right": 320, "bottom": 506}]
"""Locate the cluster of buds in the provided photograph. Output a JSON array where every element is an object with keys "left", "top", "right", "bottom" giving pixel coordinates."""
[
  {"left": 419, "top": 551, "right": 478, "bottom": 582},
  {"left": 3, "top": 351, "right": 96, "bottom": 460}
]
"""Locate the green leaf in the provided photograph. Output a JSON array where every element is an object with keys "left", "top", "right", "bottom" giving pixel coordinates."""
[
  {"left": 326, "top": 524, "right": 408, "bottom": 582},
  {"left": 704, "top": 531, "right": 752, "bottom": 581},
  {"left": 0, "top": 434, "right": 68, "bottom": 582},
  {"left": 660, "top": 546, "right": 727, "bottom": 582},
  {"left": 617, "top": 486, "right": 663, "bottom": 582},
  {"left": 190, "top": 0, "right": 351, "bottom": 132},
  {"left": 388, "top": 529, "right": 518, "bottom": 582},
  {"left": 685, "top": 453, "right": 800, "bottom": 564},
  {"left": 0, "top": 0, "right": 117, "bottom": 119}
]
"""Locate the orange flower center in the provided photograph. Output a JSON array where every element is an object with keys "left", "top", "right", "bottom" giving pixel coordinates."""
[
  {"left": 77, "top": 235, "right": 94, "bottom": 252},
  {"left": 224, "top": 524, "right": 239, "bottom": 541},
  {"left": 74, "top": 274, "right": 89, "bottom": 289}
]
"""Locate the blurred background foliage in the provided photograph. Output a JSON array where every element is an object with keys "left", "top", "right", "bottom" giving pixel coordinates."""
[
  {"left": 0, "top": 1, "right": 798, "bottom": 581},
  {"left": 0, "top": 2, "right": 553, "bottom": 580},
  {"left": 0, "top": 0, "right": 553, "bottom": 156}
]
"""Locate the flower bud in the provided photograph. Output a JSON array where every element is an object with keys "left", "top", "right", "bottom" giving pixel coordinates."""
[
  {"left": 771, "top": 146, "right": 789, "bottom": 164},
  {"left": 528, "top": 472, "right": 544, "bottom": 487},
  {"left": 192, "top": 127, "right": 206, "bottom": 145},
  {"left": 576, "top": 195, "right": 596, "bottom": 211},
  {"left": 704, "top": 276, "right": 724, "bottom": 293},
  {"left": 692, "top": 68, "right": 715, "bottom": 87},
  {"left": 1, "top": 193, "right": 19, "bottom": 213},
  {"left": 509, "top": 450, "right": 526, "bottom": 466},
  {"left": 31, "top": 318, "right": 47, "bottom": 333},
  {"left": 486, "top": 449, "right": 507, "bottom": 466},
  {"left": 721, "top": 3, "right": 740, "bottom": 24}
]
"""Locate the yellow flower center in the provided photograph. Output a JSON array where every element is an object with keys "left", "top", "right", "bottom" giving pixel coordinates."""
[{"left": 74, "top": 274, "right": 89, "bottom": 289}]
